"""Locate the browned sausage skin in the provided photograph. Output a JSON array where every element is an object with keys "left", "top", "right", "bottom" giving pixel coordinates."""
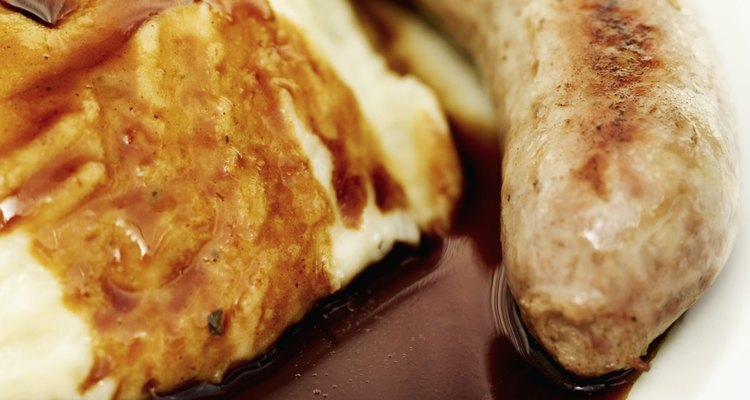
[{"left": 415, "top": 0, "right": 740, "bottom": 377}]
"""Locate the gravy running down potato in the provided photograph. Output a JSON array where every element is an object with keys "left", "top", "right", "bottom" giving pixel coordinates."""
[{"left": 0, "top": 0, "right": 461, "bottom": 398}]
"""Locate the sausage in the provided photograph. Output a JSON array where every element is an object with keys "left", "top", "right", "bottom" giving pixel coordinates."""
[{"left": 416, "top": 0, "right": 740, "bottom": 377}]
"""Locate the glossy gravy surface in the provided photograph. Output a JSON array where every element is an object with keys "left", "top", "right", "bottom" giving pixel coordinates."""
[
  {"left": 167, "top": 133, "right": 632, "bottom": 400},
  {"left": 0, "top": 1, "right": 635, "bottom": 399},
  {"left": 0, "top": 1, "right": 415, "bottom": 397}
]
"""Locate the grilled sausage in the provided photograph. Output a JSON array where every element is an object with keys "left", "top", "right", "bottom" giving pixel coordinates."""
[{"left": 416, "top": 0, "right": 740, "bottom": 377}]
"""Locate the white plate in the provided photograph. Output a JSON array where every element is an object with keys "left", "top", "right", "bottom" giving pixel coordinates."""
[{"left": 630, "top": 1, "right": 750, "bottom": 399}]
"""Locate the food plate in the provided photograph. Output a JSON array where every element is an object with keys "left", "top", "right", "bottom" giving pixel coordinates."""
[{"left": 630, "top": 1, "right": 750, "bottom": 399}]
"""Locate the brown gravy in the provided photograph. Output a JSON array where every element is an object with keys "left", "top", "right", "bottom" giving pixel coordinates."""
[
  {"left": 163, "top": 132, "right": 634, "bottom": 400},
  {"left": 1, "top": 2, "right": 638, "bottom": 399},
  {"left": 1, "top": 1, "right": 449, "bottom": 397}
]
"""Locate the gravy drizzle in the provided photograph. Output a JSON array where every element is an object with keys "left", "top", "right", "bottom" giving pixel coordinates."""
[{"left": 165, "top": 130, "right": 636, "bottom": 400}]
